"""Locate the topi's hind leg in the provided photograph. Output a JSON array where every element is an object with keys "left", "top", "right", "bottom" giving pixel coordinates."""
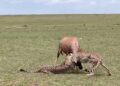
[{"left": 100, "top": 62, "right": 111, "bottom": 76}]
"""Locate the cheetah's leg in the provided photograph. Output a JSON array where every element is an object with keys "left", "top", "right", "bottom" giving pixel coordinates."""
[
  {"left": 87, "top": 61, "right": 100, "bottom": 76},
  {"left": 100, "top": 62, "right": 111, "bottom": 76}
]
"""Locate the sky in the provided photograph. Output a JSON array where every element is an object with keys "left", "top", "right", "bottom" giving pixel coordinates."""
[{"left": 0, "top": 0, "right": 120, "bottom": 15}]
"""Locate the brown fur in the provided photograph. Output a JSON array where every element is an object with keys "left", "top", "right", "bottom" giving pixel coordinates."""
[
  {"left": 56, "top": 36, "right": 81, "bottom": 62},
  {"left": 70, "top": 51, "right": 111, "bottom": 76}
]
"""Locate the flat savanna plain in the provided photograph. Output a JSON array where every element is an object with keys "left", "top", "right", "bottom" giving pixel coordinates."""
[{"left": 0, "top": 14, "right": 120, "bottom": 86}]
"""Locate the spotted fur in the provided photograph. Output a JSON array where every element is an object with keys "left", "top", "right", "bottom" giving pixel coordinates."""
[
  {"left": 70, "top": 51, "right": 111, "bottom": 76},
  {"left": 20, "top": 55, "right": 75, "bottom": 74}
]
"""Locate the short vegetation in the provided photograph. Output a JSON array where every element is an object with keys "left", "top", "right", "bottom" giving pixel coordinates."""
[{"left": 0, "top": 14, "right": 120, "bottom": 86}]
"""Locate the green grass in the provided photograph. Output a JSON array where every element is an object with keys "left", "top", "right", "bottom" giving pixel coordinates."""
[{"left": 0, "top": 14, "right": 120, "bottom": 86}]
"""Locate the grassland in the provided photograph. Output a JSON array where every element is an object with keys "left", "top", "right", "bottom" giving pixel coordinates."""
[{"left": 0, "top": 14, "right": 120, "bottom": 86}]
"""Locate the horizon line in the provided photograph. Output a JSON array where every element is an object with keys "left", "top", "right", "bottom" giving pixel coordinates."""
[{"left": 0, "top": 13, "right": 120, "bottom": 16}]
